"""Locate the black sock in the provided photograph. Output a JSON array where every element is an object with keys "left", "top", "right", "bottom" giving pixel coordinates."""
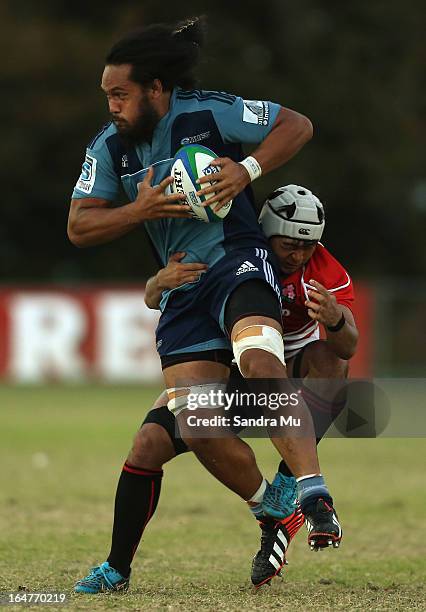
[
  {"left": 107, "top": 462, "right": 163, "bottom": 577},
  {"left": 278, "top": 459, "right": 294, "bottom": 477}
]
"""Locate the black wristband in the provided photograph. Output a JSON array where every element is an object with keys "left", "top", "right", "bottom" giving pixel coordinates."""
[{"left": 326, "top": 313, "right": 345, "bottom": 332}]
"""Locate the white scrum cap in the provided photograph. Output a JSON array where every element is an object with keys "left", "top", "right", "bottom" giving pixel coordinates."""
[{"left": 259, "top": 184, "right": 325, "bottom": 242}]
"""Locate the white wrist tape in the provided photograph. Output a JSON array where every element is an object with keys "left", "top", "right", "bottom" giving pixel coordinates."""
[{"left": 239, "top": 156, "right": 262, "bottom": 182}]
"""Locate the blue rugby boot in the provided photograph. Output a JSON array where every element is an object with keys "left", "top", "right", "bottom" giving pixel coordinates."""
[
  {"left": 262, "top": 473, "right": 298, "bottom": 519},
  {"left": 74, "top": 561, "right": 130, "bottom": 594}
]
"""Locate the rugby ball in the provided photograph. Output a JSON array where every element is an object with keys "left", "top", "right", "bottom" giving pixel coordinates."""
[{"left": 170, "top": 144, "right": 233, "bottom": 222}]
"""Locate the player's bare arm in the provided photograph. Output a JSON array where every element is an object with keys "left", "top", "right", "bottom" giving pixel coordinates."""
[
  {"left": 197, "top": 107, "right": 313, "bottom": 210},
  {"left": 305, "top": 279, "right": 359, "bottom": 360},
  {"left": 248, "top": 107, "right": 313, "bottom": 173},
  {"left": 145, "top": 252, "right": 208, "bottom": 309},
  {"left": 68, "top": 169, "right": 191, "bottom": 248}
]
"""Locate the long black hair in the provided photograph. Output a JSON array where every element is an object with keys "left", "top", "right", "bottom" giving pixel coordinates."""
[{"left": 106, "top": 16, "right": 206, "bottom": 91}]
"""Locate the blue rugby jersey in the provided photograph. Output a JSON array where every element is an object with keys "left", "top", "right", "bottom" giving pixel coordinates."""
[{"left": 72, "top": 88, "right": 281, "bottom": 306}]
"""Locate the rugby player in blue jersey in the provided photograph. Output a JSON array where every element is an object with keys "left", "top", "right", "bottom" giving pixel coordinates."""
[{"left": 69, "top": 17, "right": 343, "bottom": 592}]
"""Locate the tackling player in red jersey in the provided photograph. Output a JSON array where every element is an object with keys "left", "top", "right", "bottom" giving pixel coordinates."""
[
  {"left": 75, "top": 185, "right": 358, "bottom": 592},
  {"left": 260, "top": 185, "right": 357, "bottom": 369},
  {"left": 278, "top": 244, "right": 354, "bottom": 359}
]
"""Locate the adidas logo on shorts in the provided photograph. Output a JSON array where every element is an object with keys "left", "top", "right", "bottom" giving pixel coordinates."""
[{"left": 236, "top": 260, "right": 259, "bottom": 275}]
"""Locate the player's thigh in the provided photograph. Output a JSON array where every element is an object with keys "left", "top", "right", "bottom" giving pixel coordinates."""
[
  {"left": 286, "top": 351, "right": 305, "bottom": 379},
  {"left": 286, "top": 343, "right": 322, "bottom": 379},
  {"left": 156, "top": 288, "right": 231, "bottom": 369},
  {"left": 162, "top": 353, "right": 231, "bottom": 424},
  {"left": 162, "top": 359, "right": 230, "bottom": 388},
  {"left": 161, "top": 358, "right": 230, "bottom": 447},
  {"left": 225, "top": 280, "right": 285, "bottom": 376},
  {"left": 290, "top": 340, "right": 348, "bottom": 379},
  {"left": 224, "top": 278, "right": 283, "bottom": 343},
  {"left": 157, "top": 292, "right": 233, "bottom": 434}
]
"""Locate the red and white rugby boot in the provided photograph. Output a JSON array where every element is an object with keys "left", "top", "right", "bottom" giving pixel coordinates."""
[{"left": 251, "top": 506, "right": 304, "bottom": 588}]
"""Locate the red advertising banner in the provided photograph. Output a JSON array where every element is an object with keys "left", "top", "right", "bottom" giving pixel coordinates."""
[
  {"left": 0, "top": 283, "right": 373, "bottom": 382},
  {"left": 0, "top": 287, "right": 160, "bottom": 382}
]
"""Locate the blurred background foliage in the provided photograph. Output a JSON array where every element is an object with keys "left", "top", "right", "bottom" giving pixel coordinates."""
[{"left": 1, "top": 0, "right": 425, "bottom": 282}]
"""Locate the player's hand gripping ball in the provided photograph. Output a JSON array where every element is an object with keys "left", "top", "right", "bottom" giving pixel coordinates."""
[{"left": 170, "top": 145, "right": 233, "bottom": 222}]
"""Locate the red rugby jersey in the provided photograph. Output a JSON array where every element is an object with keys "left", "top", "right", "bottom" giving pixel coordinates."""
[{"left": 281, "top": 243, "right": 354, "bottom": 359}]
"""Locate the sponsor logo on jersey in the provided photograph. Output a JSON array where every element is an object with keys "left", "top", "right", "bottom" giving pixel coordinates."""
[
  {"left": 236, "top": 261, "right": 259, "bottom": 275},
  {"left": 156, "top": 339, "right": 163, "bottom": 349},
  {"left": 76, "top": 154, "right": 97, "bottom": 194},
  {"left": 242, "top": 100, "right": 270, "bottom": 126},
  {"left": 181, "top": 131, "right": 211, "bottom": 145},
  {"left": 282, "top": 283, "right": 296, "bottom": 303},
  {"left": 121, "top": 154, "right": 128, "bottom": 168}
]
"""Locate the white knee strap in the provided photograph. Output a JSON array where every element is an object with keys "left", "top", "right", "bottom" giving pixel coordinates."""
[
  {"left": 167, "top": 386, "right": 191, "bottom": 417},
  {"left": 167, "top": 383, "right": 228, "bottom": 417},
  {"left": 232, "top": 325, "right": 286, "bottom": 374}
]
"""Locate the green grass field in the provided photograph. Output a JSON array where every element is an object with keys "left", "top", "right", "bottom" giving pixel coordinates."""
[{"left": 1, "top": 385, "right": 425, "bottom": 611}]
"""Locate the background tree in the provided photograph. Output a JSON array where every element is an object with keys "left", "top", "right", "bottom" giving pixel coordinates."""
[{"left": 1, "top": 0, "right": 424, "bottom": 281}]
